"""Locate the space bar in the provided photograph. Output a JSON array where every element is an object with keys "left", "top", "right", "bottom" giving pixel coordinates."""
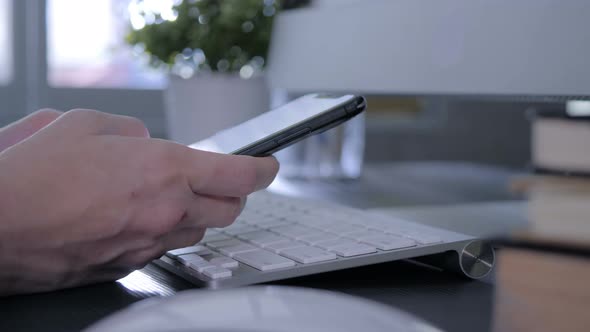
[{"left": 233, "top": 250, "right": 296, "bottom": 271}]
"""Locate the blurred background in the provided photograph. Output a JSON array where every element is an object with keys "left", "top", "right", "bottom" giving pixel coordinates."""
[
  {"left": 2, "top": 3, "right": 589, "bottom": 331},
  {"left": 0, "top": 0, "right": 582, "bottom": 199}
]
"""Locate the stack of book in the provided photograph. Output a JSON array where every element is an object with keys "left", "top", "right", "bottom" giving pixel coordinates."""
[
  {"left": 493, "top": 109, "right": 590, "bottom": 332},
  {"left": 531, "top": 108, "right": 590, "bottom": 176}
]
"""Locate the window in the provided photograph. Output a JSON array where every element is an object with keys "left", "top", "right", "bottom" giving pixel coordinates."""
[
  {"left": 47, "top": 0, "right": 165, "bottom": 89},
  {"left": 0, "top": 0, "right": 13, "bottom": 85}
]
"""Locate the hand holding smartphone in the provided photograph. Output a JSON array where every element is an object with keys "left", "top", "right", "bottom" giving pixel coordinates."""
[{"left": 190, "top": 93, "right": 366, "bottom": 156}]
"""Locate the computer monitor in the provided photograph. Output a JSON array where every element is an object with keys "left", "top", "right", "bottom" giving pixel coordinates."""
[{"left": 268, "top": 0, "right": 590, "bottom": 101}]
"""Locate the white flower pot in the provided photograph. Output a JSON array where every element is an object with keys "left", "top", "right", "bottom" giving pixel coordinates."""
[{"left": 164, "top": 74, "right": 270, "bottom": 144}]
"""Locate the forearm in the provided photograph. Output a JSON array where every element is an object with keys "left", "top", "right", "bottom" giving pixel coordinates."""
[
  {"left": 0, "top": 157, "right": 16, "bottom": 295},
  {"left": 0, "top": 153, "right": 19, "bottom": 234},
  {"left": 0, "top": 156, "right": 31, "bottom": 296}
]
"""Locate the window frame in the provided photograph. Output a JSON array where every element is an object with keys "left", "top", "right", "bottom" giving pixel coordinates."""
[
  {"left": 27, "top": 0, "right": 167, "bottom": 137},
  {"left": 0, "top": 0, "right": 27, "bottom": 125}
]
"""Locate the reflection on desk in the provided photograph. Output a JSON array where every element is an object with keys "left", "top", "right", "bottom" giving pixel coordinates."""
[
  {"left": 270, "top": 162, "right": 523, "bottom": 209},
  {"left": 0, "top": 261, "right": 493, "bottom": 332}
]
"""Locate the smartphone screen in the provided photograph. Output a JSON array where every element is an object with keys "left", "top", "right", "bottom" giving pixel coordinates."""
[{"left": 190, "top": 93, "right": 360, "bottom": 155}]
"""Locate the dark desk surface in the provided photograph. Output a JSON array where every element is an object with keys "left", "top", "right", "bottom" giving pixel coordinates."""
[{"left": 0, "top": 162, "right": 521, "bottom": 332}]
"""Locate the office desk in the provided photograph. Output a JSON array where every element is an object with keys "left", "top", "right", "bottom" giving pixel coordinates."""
[{"left": 0, "top": 162, "right": 521, "bottom": 332}]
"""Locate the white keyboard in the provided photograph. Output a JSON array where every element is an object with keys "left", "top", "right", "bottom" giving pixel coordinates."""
[{"left": 155, "top": 192, "right": 476, "bottom": 288}]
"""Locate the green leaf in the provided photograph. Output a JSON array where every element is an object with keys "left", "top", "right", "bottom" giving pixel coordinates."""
[{"left": 125, "top": 0, "right": 279, "bottom": 74}]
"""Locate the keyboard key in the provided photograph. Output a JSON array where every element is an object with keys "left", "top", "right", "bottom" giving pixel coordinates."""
[
  {"left": 405, "top": 234, "right": 442, "bottom": 245},
  {"left": 298, "top": 232, "right": 338, "bottom": 246},
  {"left": 222, "top": 225, "right": 259, "bottom": 236},
  {"left": 165, "top": 245, "right": 209, "bottom": 258},
  {"left": 208, "top": 257, "right": 239, "bottom": 269},
  {"left": 365, "top": 222, "right": 394, "bottom": 232},
  {"left": 361, "top": 235, "right": 417, "bottom": 250},
  {"left": 367, "top": 222, "right": 444, "bottom": 245},
  {"left": 241, "top": 213, "right": 275, "bottom": 222},
  {"left": 343, "top": 230, "right": 383, "bottom": 241},
  {"left": 206, "top": 239, "right": 258, "bottom": 257},
  {"left": 255, "top": 219, "right": 291, "bottom": 229},
  {"left": 282, "top": 211, "right": 311, "bottom": 220},
  {"left": 206, "top": 238, "right": 243, "bottom": 250},
  {"left": 345, "top": 216, "right": 375, "bottom": 227},
  {"left": 200, "top": 232, "right": 231, "bottom": 243},
  {"left": 323, "top": 224, "right": 365, "bottom": 236},
  {"left": 235, "top": 213, "right": 257, "bottom": 221},
  {"left": 187, "top": 260, "right": 216, "bottom": 273},
  {"left": 281, "top": 211, "right": 309, "bottom": 221},
  {"left": 392, "top": 230, "right": 443, "bottom": 245},
  {"left": 264, "top": 240, "right": 306, "bottom": 254},
  {"left": 234, "top": 250, "right": 296, "bottom": 271},
  {"left": 202, "top": 266, "right": 232, "bottom": 279},
  {"left": 270, "top": 225, "right": 316, "bottom": 239},
  {"left": 219, "top": 244, "right": 259, "bottom": 258},
  {"left": 281, "top": 246, "right": 337, "bottom": 264},
  {"left": 177, "top": 253, "right": 206, "bottom": 265},
  {"left": 219, "top": 244, "right": 259, "bottom": 257},
  {"left": 330, "top": 243, "right": 377, "bottom": 257},
  {"left": 237, "top": 231, "right": 287, "bottom": 247},
  {"left": 316, "top": 238, "right": 359, "bottom": 250},
  {"left": 296, "top": 218, "right": 339, "bottom": 229},
  {"left": 312, "top": 209, "right": 359, "bottom": 221}
]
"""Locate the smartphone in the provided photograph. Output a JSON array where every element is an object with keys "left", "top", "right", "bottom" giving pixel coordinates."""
[{"left": 189, "top": 93, "right": 366, "bottom": 156}]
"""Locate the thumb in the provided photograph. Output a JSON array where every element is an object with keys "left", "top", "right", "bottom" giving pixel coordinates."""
[{"left": 0, "top": 109, "right": 63, "bottom": 152}]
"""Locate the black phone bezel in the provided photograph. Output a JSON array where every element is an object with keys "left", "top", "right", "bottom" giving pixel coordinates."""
[{"left": 232, "top": 95, "right": 366, "bottom": 157}]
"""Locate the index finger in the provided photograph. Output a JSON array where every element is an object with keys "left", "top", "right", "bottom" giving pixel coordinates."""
[
  {"left": 181, "top": 146, "right": 280, "bottom": 197},
  {"left": 53, "top": 109, "right": 150, "bottom": 138}
]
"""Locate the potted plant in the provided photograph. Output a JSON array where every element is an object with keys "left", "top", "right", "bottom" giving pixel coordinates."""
[{"left": 126, "top": 0, "right": 279, "bottom": 144}]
